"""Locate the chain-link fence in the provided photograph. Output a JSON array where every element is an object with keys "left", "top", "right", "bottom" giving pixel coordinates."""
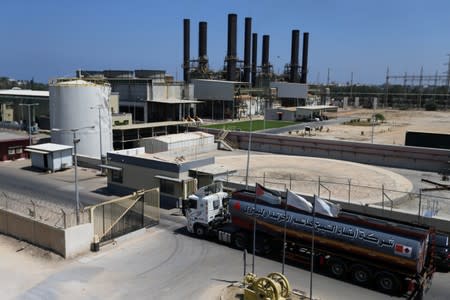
[
  {"left": 221, "top": 173, "right": 450, "bottom": 219},
  {"left": 0, "top": 190, "right": 89, "bottom": 229}
]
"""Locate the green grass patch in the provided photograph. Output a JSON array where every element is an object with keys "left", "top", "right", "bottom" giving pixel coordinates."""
[{"left": 202, "top": 120, "right": 296, "bottom": 131}]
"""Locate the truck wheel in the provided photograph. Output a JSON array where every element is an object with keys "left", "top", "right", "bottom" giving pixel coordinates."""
[
  {"left": 375, "top": 271, "right": 401, "bottom": 294},
  {"left": 233, "top": 232, "right": 248, "bottom": 250},
  {"left": 350, "top": 264, "right": 372, "bottom": 286},
  {"left": 194, "top": 224, "right": 206, "bottom": 237},
  {"left": 329, "top": 258, "right": 347, "bottom": 279}
]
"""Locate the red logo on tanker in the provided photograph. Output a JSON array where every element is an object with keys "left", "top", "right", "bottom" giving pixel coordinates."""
[{"left": 233, "top": 201, "right": 241, "bottom": 211}]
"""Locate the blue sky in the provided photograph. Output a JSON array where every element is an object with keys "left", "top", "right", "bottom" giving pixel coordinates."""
[{"left": 1, "top": 0, "right": 449, "bottom": 84}]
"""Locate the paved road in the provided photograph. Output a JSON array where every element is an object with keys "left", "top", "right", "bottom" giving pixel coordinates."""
[
  {"left": 1, "top": 160, "right": 448, "bottom": 299},
  {"left": 8, "top": 212, "right": 447, "bottom": 300},
  {"left": 0, "top": 159, "right": 114, "bottom": 211}
]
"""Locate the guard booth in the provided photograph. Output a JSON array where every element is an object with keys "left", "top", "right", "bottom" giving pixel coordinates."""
[{"left": 26, "top": 143, "right": 73, "bottom": 172}]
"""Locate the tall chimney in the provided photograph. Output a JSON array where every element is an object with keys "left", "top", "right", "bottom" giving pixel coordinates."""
[
  {"left": 226, "top": 13, "right": 237, "bottom": 81},
  {"left": 183, "top": 19, "right": 190, "bottom": 82},
  {"left": 251, "top": 33, "right": 258, "bottom": 87},
  {"left": 301, "top": 32, "right": 309, "bottom": 83},
  {"left": 262, "top": 35, "right": 270, "bottom": 74},
  {"left": 198, "top": 21, "right": 208, "bottom": 71},
  {"left": 243, "top": 17, "right": 252, "bottom": 83},
  {"left": 290, "top": 30, "right": 300, "bottom": 82}
]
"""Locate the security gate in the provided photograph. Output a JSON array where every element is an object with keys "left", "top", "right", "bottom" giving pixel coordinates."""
[{"left": 87, "top": 188, "right": 160, "bottom": 243}]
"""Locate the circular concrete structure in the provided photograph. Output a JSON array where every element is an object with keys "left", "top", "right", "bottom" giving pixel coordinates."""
[{"left": 216, "top": 154, "right": 413, "bottom": 204}]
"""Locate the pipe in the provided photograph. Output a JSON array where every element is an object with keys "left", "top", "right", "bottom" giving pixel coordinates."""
[
  {"left": 290, "top": 30, "right": 300, "bottom": 82},
  {"left": 262, "top": 35, "right": 270, "bottom": 74},
  {"left": 198, "top": 21, "right": 208, "bottom": 70},
  {"left": 183, "top": 19, "right": 190, "bottom": 82},
  {"left": 227, "top": 13, "right": 237, "bottom": 81},
  {"left": 251, "top": 33, "right": 258, "bottom": 87},
  {"left": 243, "top": 17, "right": 252, "bottom": 83},
  {"left": 301, "top": 32, "right": 309, "bottom": 83}
]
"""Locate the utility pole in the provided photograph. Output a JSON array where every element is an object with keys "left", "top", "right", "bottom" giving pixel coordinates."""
[
  {"left": 19, "top": 103, "right": 39, "bottom": 146},
  {"left": 350, "top": 72, "right": 354, "bottom": 104},
  {"left": 418, "top": 67, "right": 423, "bottom": 108},
  {"left": 384, "top": 67, "right": 389, "bottom": 108},
  {"left": 446, "top": 54, "right": 450, "bottom": 93},
  {"left": 326, "top": 68, "right": 330, "bottom": 86},
  {"left": 52, "top": 126, "right": 95, "bottom": 224}
]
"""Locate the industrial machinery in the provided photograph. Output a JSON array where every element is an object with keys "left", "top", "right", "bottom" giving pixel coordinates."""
[
  {"left": 183, "top": 183, "right": 449, "bottom": 299},
  {"left": 243, "top": 272, "right": 291, "bottom": 300}
]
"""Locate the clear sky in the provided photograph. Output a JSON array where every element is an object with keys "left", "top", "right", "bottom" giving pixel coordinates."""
[{"left": 1, "top": 0, "right": 449, "bottom": 84}]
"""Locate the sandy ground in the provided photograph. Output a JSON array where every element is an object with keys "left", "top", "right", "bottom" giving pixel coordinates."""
[
  {"left": 216, "top": 154, "right": 413, "bottom": 205},
  {"left": 286, "top": 109, "right": 450, "bottom": 145}
]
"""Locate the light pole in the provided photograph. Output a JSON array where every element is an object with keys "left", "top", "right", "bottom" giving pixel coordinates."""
[
  {"left": 90, "top": 105, "right": 103, "bottom": 159},
  {"left": 52, "top": 126, "right": 95, "bottom": 224},
  {"left": 19, "top": 103, "right": 39, "bottom": 146}
]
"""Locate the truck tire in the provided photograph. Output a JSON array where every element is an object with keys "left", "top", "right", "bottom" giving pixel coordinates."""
[
  {"left": 329, "top": 258, "right": 347, "bottom": 279},
  {"left": 375, "top": 271, "right": 401, "bottom": 294},
  {"left": 194, "top": 224, "right": 207, "bottom": 237},
  {"left": 350, "top": 264, "right": 372, "bottom": 286},
  {"left": 233, "top": 232, "right": 248, "bottom": 250}
]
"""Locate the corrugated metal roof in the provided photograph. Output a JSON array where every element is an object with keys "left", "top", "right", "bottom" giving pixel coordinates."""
[
  {"left": 0, "top": 89, "right": 49, "bottom": 97},
  {"left": 26, "top": 143, "right": 73, "bottom": 152}
]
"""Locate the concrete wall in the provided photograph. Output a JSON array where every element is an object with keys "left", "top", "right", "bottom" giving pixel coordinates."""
[
  {"left": 64, "top": 223, "right": 94, "bottom": 258},
  {"left": 0, "top": 209, "right": 93, "bottom": 258},
  {"left": 201, "top": 129, "right": 450, "bottom": 173}
]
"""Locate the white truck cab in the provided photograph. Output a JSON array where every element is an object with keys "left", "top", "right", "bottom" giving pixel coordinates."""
[{"left": 184, "top": 182, "right": 228, "bottom": 236}]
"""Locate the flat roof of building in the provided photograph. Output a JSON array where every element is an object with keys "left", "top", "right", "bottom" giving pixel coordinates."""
[
  {"left": 26, "top": 143, "right": 73, "bottom": 153},
  {"left": 113, "top": 121, "right": 193, "bottom": 130},
  {"left": 0, "top": 89, "right": 49, "bottom": 97},
  {"left": 190, "top": 164, "right": 237, "bottom": 176},
  {"left": 0, "top": 131, "right": 29, "bottom": 142},
  {"left": 297, "top": 105, "right": 338, "bottom": 110},
  {"left": 151, "top": 132, "right": 212, "bottom": 143}
]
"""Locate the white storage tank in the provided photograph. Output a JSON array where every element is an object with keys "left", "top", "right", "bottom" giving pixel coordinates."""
[{"left": 49, "top": 79, "right": 112, "bottom": 158}]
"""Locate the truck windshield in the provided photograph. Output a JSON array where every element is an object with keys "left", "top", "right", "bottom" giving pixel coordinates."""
[{"left": 189, "top": 199, "right": 197, "bottom": 209}]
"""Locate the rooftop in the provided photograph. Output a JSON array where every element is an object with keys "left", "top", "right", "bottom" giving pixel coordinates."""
[
  {"left": 0, "top": 89, "right": 49, "bottom": 98},
  {"left": 26, "top": 143, "right": 73, "bottom": 153}
]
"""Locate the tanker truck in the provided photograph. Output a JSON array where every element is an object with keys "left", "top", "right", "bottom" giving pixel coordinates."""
[{"left": 183, "top": 183, "right": 449, "bottom": 299}]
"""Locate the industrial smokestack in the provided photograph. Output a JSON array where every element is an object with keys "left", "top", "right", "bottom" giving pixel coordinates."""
[
  {"left": 226, "top": 13, "right": 237, "bottom": 81},
  {"left": 251, "top": 33, "right": 258, "bottom": 87},
  {"left": 243, "top": 17, "right": 252, "bottom": 83},
  {"left": 262, "top": 35, "right": 270, "bottom": 74},
  {"left": 183, "top": 19, "right": 190, "bottom": 82},
  {"left": 198, "top": 21, "right": 208, "bottom": 70},
  {"left": 290, "top": 30, "right": 300, "bottom": 82},
  {"left": 301, "top": 32, "right": 309, "bottom": 83}
]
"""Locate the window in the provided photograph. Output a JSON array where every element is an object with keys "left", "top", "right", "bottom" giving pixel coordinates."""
[
  {"left": 111, "top": 169, "right": 123, "bottom": 183},
  {"left": 160, "top": 180, "right": 175, "bottom": 195},
  {"left": 15, "top": 148, "right": 23, "bottom": 154},
  {"left": 213, "top": 199, "right": 220, "bottom": 210},
  {"left": 8, "top": 148, "right": 15, "bottom": 155}
]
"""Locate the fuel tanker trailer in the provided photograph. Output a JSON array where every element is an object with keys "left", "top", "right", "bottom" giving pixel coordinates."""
[{"left": 183, "top": 183, "right": 449, "bottom": 299}]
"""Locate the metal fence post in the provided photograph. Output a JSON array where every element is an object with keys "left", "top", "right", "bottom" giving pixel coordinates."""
[
  {"left": 381, "top": 185, "right": 385, "bottom": 211},
  {"left": 418, "top": 190, "right": 422, "bottom": 223},
  {"left": 30, "top": 200, "right": 36, "bottom": 218},
  {"left": 348, "top": 179, "right": 351, "bottom": 204},
  {"left": 61, "top": 209, "right": 66, "bottom": 229}
]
